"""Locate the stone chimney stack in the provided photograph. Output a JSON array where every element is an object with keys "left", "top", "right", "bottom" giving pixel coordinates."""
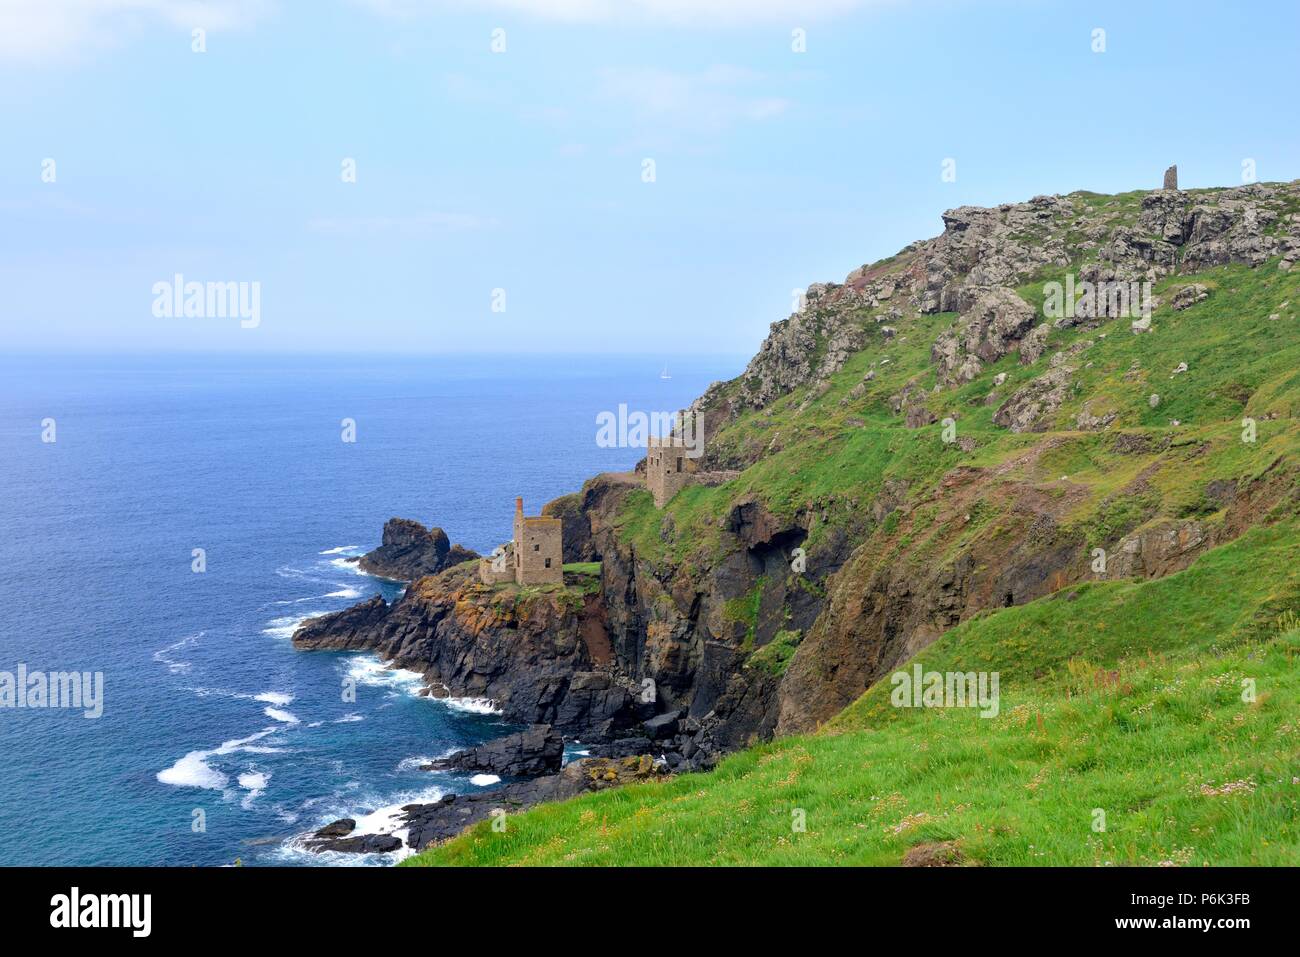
[
  {"left": 1163, "top": 165, "right": 1178, "bottom": 190},
  {"left": 515, "top": 496, "right": 523, "bottom": 514}
]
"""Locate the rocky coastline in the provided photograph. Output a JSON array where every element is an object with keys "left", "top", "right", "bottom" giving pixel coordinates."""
[{"left": 291, "top": 178, "right": 1300, "bottom": 856}]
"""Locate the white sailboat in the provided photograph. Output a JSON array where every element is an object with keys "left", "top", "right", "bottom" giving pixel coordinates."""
[{"left": 660, "top": 363, "right": 671, "bottom": 380}]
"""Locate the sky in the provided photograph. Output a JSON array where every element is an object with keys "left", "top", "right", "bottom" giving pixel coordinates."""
[{"left": 1, "top": 0, "right": 1297, "bottom": 356}]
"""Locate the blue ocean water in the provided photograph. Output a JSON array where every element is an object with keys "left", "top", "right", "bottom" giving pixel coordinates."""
[{"left": 0, "top": 353, "right": 739, "bottom": 866}]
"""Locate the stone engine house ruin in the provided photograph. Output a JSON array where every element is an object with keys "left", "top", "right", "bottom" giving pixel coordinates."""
[{"left": 478, "top": 497, "right": 564, "bottom": 586}]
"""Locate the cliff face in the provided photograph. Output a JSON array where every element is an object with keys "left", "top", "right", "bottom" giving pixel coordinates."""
[
  {"left": 294, "top": 564, "right": 644, "bottom": 738},
  {"left": 298, "top": 179, "right": 1300, "bottom": 771}
]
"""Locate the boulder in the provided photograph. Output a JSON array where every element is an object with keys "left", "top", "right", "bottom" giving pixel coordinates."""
[
  {"left": 1019, "top": 323, "right": 1050, "bottom": 365},
  {"left": 425, "top": 724, "right": 563, "bottom": 778},
  {"left": 309, "top": 832, "right": 403, "bottom": 854},
  {"left": 643, "top": 711, "right": 682, "bottom": 739},
  {"left": 312, "top": 818, "right": 355, "bottom": 839},
  {"left": 1171, "top": 283, "right": 1209, "bottom": 310}
]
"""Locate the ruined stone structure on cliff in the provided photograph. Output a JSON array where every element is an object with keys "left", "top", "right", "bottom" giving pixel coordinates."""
[
  {"left": 1163, "top": 164, "right": 1178, "bottom": 190},
  {"left": 477, "top": 497, "right": 564, "bottom": 586},
  {"left": 477, "top": 541, "right": 515, "bottom": 585},
  {"left": 645, "top": 435, "right": 696, "bottom": 507},
  {"left": 644, "top": 434, "right": 742, "bottom": 508}
]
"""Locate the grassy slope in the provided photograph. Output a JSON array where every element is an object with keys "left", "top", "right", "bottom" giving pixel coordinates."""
[
  {"left": 408, "top": 524, "right": 1300, "bottom": 866},
  {"left": 614, "top": 261, "right": 1300, "bottom": 570},
  {"left": 406, "top": 187, "right": 1300, "bottom": 866}
]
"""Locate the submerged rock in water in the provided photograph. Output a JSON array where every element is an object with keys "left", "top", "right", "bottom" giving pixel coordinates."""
[{"left": 312, "top": 834, "right": 404, "bottom": 855}]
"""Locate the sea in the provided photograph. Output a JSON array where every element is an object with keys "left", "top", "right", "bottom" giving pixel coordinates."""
[{"left": 0, "top": 353, "right": 741, "bottom": 866}]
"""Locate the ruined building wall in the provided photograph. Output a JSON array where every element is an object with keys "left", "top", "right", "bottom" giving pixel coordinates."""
[
  {"left": 512, "top": 497, "right": 563, "bottom": 585},
  {"left": 478, "top": 541, "right": 515, "bottom": 585},
  {"left": 645, "top": 437, "right": 696, "bottom": 508}
]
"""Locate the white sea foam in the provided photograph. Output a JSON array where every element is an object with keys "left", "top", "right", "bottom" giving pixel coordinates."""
[
  {"left": 262, "top": 613, "right": 324, "bottom": 639},
  {"left": 440, "top": 695, "right": 502, "bottom": 715},
  {"left": 157, "top": 751, "right": 228, "bottom": 790},
  {"left": 397, "top": 746, "right": 459, "bottom": 774},
  {"left": 264, "top": 707, "right": 300, "bottom": 724},
  {"left": 345, "top": 655, "right": 427, "bottom": 695},
  {"left": 156, "top": 729, "right": 277, "bottom": 791},
  {"left": 325, "top": 587, "right": 362, "bottom": 599},
  {"left": 254, "top": 691, "right": 294, "bottom": 707},
  {"left": 344, "top": 657, "right": 500, "bottom": 713},
  {"left": 329, "top": 557, "right": 372, "bottom": 577},
  {"left": 395, "top": 755, "right": 434, "bottom": 773},
  {"left": 238, "top": 770, "right": 270, "bottom": 809},
  {"left": 271, "top": 781, "right": 448, "bottom": 868},
  {"left": 153, "top": 633, "right": 200, "bottom": 674},
  {"left": 239, "top": 771, "right": 269, "bottom": 790},
  {"left": 319, "top": 545, "right": 365, "bottom": 556},
  {"left": 333, "top": 713, "right": 363, "bottom": 724},
  {"left": 469, "top": 774, "right": 501, "bottom": 787}
]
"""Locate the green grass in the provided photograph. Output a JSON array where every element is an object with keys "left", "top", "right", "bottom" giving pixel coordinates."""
[
  {"left": 405, "top": 522, "right": 1300, "bottom": 867},
  {"left": 747, "top": 629, "right": 803, "bottom": 677}
]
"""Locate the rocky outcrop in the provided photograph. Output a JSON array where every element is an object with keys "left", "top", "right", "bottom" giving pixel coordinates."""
[
  {"left": 401, "top": 754, "right": 669, "bottom": 851},
  {"left": 992, "top": 340, "right": 1092, "bottom": 433},
  {"left": 1019, "top": 322, "right": 1050, "bottom": 365},
  {"left": 697, "top": 182, "right": 1299, "bottom": 438},
  {"left": 307, "top": 822, "right": 404, "bottom": 854},
  {"left": 295, "top": 473, "right": 825, "bottom": 780},
  {"left": 735, "top": 291, "right": 864, "bottom": 410},
  {"left": 1171, "top": 283, "right": 1209, "bottom": 310},
  {"left": 313, "top": 819, "right": 355, "bottom": 838},
  {"left": 424, "top": 724, "right": 563, "bottom": 778},
  {"left": 542, "top": 493, "right": 595, "bottom": 563},
  {"left": 931, "top": 287, "right": 1039, "bottom": 386},
  {"left": 1108, "top": 519, "right": 1207, "bottom": 578},
  {"left": 993, "top": 366, "right": 1074, "bottom": 433},
  {"left": 358, "top": 518, "right": 479, "bottom": 581},
  {"left": 294, "top": 564, "right": 645, "bottom": 739}
]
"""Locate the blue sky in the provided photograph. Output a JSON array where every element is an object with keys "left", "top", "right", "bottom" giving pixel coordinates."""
[{"left": 1, "top": 0, "right": 1297, "bottom": 355}]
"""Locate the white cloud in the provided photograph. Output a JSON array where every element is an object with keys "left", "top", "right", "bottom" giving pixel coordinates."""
[
  {"left": 0, "top": 0, "right": 269, "bottom": 63},
  {"left": 353, "top": 0, "right": 869, "bottom": 25},
  {"left": 598, "top": 65, "right": 791, "bottom": 134}
]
